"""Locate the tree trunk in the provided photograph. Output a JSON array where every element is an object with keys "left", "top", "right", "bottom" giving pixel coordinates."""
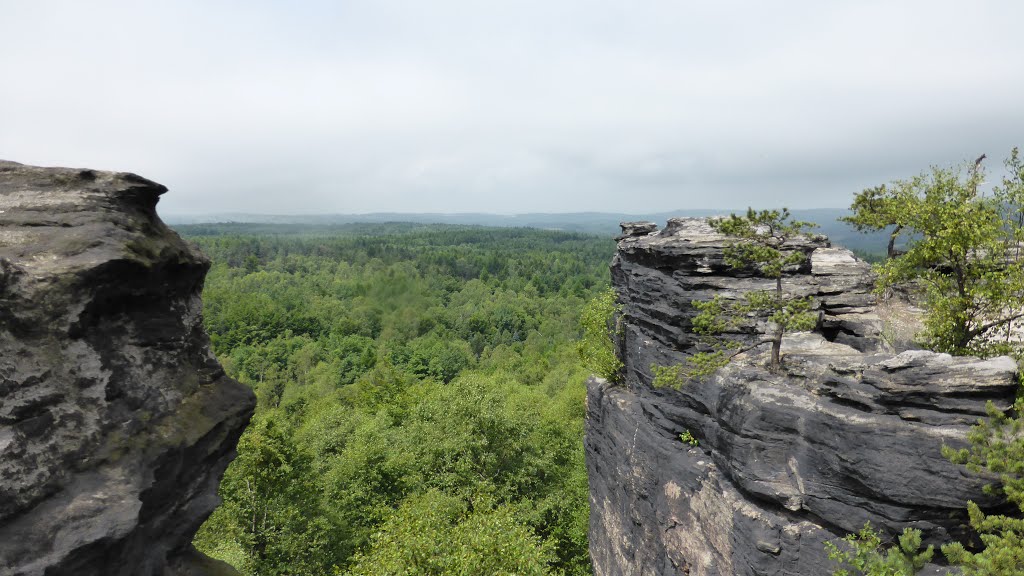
[
  {"left": 770, "top": 326, "right": 783, "bottom": 372},
  {"left": 772, "top": 276, "right": 783, "bottom": 371},
  {"left": 887, "top": 225, "right": 902, "bottom": 259}
]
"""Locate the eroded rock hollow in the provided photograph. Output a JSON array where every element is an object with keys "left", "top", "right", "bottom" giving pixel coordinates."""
[
  {"left": 0, "top": 161, "right": 254, "bottom": 576},
  {"left": 586, "top": 218, "right": 1018, "bottom": 575}
]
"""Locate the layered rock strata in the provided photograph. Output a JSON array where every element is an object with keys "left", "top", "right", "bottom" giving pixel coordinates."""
[
  {"left": 586, "top": 218, "right": 1018, "bottom": 575},
  {"left": 0, "top": 161, "right": 254, "bottom": 576}
]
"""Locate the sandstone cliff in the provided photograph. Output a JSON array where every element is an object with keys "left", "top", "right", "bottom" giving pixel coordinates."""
[
  {"left": 0, "top": 161, "right": 254, "bottom": 576},
  {"left": 586, "top": 218, "right": 1019, "bottom": 575}
]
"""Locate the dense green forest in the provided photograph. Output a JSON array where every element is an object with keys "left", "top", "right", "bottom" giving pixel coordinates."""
[{"left": 176, "top": 223, "right": 615, "bottom": 575}]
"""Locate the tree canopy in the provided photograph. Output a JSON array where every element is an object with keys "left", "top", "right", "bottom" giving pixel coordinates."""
[
  {"left": 182, "top": 224, "right": 613, "bottom": 575},
  {"left": 831, "top": 150, "right": 1024, "bottom": 575},
  {"left": 843, "top": 150, "right": 1024, "bottom": 357}
]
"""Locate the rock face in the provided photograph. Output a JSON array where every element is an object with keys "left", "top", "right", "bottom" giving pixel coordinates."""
[
  {"left": 0, "top": 162, "right": 255, "bottom": 576},
  {"left": 586, "top": 218, "right": 1019, "bottom": 575}
]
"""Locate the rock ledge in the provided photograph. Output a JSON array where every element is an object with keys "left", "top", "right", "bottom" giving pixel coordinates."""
[
  {"left": 0, "top": 161, "right": 254, "bottom": 576},
  {"left": 586, "top": 218, "right": 1018, "bottom": 576}
]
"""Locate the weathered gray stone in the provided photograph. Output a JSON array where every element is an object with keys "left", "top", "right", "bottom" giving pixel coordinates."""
[
  {"left": 0, "top": 161, "right": 254, "bottom": 576},
  {"left": 587, "top": 218, "right": 1018, "bottom": 576},
  {"left": 618, "top": 221, "right": 660, "bottom": 239}
]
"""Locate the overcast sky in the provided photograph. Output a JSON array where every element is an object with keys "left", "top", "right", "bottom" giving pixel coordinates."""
[{"left": 2, "top": 1, "right": 1023, "bottom": 216}]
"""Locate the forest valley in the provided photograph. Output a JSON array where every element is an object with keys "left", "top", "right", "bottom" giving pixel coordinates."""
[{"left": 179, "top": 224, "right": 613, "bottom": 575}]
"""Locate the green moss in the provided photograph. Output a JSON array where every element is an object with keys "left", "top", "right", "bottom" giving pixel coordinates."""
[{"left": 577, "top": 288, "right": 623, "bottom": 382}]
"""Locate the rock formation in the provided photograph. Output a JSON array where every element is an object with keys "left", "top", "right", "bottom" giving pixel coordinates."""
[
  {"left": 586, "top": 218, "right": 1019, "bottom": 575},
  {"left": 0, "top": 161, "right": 254, "bottom": 576}
]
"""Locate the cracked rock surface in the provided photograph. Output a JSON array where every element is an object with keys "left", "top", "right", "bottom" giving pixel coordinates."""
[
  {"left": 0, "top": 161, "right": 254, "bottom": 576},
  {"left": 586, "top": 218, "right": 1018, "bottom": 575}
]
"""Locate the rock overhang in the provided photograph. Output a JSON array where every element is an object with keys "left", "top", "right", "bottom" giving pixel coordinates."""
[{"left": 0, "top": 161, "right": 254, "bottom": 576}]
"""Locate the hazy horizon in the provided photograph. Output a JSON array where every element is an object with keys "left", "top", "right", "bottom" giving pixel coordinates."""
[
  {"left": 4, "top": 2, "right": 1023, "bottom": 215},
  {"left": 161, "top": 206, "right": 848, "bottom": 216}
]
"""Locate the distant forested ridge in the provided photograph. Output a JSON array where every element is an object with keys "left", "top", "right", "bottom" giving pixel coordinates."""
[
  {"left": 168, "top": 209, "right": 893, "bottom": 259},
  {"left": 178, "top": 223, "right": 614, "bottom": 575}
]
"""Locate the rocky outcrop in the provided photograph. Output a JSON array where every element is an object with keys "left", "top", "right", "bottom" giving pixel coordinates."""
[
  {"left": 586, "top": 218, "right": 1018, "bottom": 575},
  {"left": 0, "top": 162, "right": 254, "bottom": 576}
]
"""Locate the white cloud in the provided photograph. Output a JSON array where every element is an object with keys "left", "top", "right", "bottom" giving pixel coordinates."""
[{"left": 1, "top": 0, "right": 1022, "bottom": 215}]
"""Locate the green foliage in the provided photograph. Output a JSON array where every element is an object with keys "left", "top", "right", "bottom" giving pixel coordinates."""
[
  {"left": 577, "top": 288, "right": 623, "bottom": 382},
  {"left": 843, "top": 184, "right": 914, "bottom": 234},
  {"left": 944, "top": 395, "right": 1024, "bottom": 504},
  {"left": 650, "top": 362, "right": 684, "bottom": 388},
  {"left": 345, "top": 490, "right": 554, "bottom": 576},
  {"left": 841, "top": 150, "right": 1024, "bottom": 574},
  {"left": 186, "top": 224, "right": 611, "bottom": 575},
  {"left": 652, "top": 208, "right": 818, "bottom": 387},
  {"left": 844, "top": 150, "right": 1024, "bottom": 357},
  {"left": 941, "top": 392, "right": 1024, "bottom": 574},
  {"left": 841, "top": 183, "right": 919, "bottom": 259},
  {"left": 690, "top": 296, "right": 730, "bottom": 335},
  {"left": 941, "top": 502, "right": 1024, "bottom": 575},
  {"left": 679, "top": 430, "right": 698, "bottom": 446},
  {"left": 651, "top": 351, "right": 727, "bottom": 387},
  {"left": 194, "top": 416, "right": 338, "bottom": 575},
  {"left": 713, "top": 208, "right": 816, "bottom": 278},
  {"left": 825, "top": 523, "right": 933, "bottom": 576}
]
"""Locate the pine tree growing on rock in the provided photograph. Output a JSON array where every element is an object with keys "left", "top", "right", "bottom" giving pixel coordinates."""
[{"left": 653, "top": 208, "right": 818, "bottom": 387}]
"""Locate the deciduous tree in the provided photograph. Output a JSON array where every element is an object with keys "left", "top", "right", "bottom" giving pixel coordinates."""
[{"left": 843, "top": 151, "right": 1024, "bottom": 357}]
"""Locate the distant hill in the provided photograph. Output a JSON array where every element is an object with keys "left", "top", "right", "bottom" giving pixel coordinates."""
[{"left": 165, "top": 209, "right": 891, "bottom": 258}]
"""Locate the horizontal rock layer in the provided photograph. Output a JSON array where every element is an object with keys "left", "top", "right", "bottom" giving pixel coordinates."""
[
  {"left": 0, "top": 161, "right": 254, "bottom": 576},
  {"left": 586, "top": 218, "right": 1018, "bottom": 576}
]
